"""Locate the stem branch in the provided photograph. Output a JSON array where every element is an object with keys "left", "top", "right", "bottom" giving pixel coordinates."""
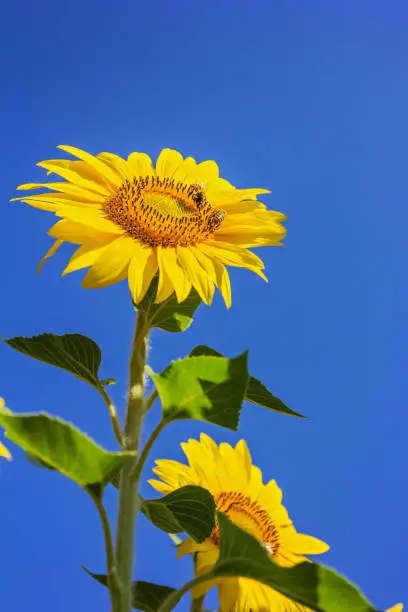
[
  {"left": 157, "top": 573, "right": 212, "bottom": 612},
  {"left": 100, "top": 387, "right": 124, "bottom": 447},
  {"left": 94, "top": 496, "right": 121, "bottom": 612},
  {"left": 143, "top": 388, "right": 158, "bottom": 415},
  {"left": 131, "top": 419, "right": 167, "bottom": 484}
]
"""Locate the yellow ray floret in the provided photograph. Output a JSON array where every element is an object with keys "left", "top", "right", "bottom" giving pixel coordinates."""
[
  {"left": 0, "top": 399, "right": 11, "bottom": 460},
  {"left": 13, "top": 146, "right": 287, "bottom": 308},
  {"left": 149, "top": 434, "right": 328, "bottom": 611}
]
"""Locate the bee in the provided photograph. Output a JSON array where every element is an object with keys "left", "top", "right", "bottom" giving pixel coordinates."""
[
  {"left": 190, "top": 180, "right": 207, "bottom": 210},
  {"left": 207, "top": 208, "right": 225, "bottom": 230}
]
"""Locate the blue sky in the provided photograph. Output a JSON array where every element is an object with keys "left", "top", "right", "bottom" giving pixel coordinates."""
[{"left": 1, "top": 1, "right": 407, "bottom": 610}]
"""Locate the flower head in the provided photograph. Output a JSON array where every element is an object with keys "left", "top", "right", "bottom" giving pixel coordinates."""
[
  {"left": 13, "top": 147, "right": 286, "bottom": 308},
  {"left": 149, "top": 434, "right": 329, "bottom": 611}
]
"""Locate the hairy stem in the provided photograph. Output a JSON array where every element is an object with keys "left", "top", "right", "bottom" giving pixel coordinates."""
[{"left": 115, "top": 313, "right": 148, "bottom": 612}]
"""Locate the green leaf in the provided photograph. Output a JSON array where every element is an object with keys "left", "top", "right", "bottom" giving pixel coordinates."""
[
  {"left": 100, "top": 378, "right": 116, "bottom": 387},
  {"left": 158, "top": 514, "right": 377, "bottom": 612},
  {"left": 0, "top": 410, "right": 134, "bottom": 495},
  {"left": 190, "top": 345, "right": 304, "bottom": 418},
  {"left": 246, "top": 376, "right": 304, "bottom": 417},
  {"left": 136, "top": 276, "right": 202, "bottom": 333},
  {"left": 3, "top": 333, "right": 105, "bottom": 393},
  {"left": 213, "top": 514, "right": 376, "bottom": 612},
  {"left": 84, "top": 569, "right": 176, "bottom": 612},
  {"left": 149, "top": 352, "right": 249, "bottom": 430},
  {"left": 142, "top": 485, "right": 215, "bottom": 543},
  {"left": 25, "top": 452, "right": 55, "bottom": 470}
]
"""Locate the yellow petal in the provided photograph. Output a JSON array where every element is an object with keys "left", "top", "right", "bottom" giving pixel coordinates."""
[
  {"left": 180, "top": 439, "right": 218, "bottom": 485},
  {"left": 215, "top": 225, "right": 286, "bottom": 247},
  {"left": 63, "top": 242, "right": 110, "bottom": 275},
  {"left": 37, "top": 239, "right": 64, "bottom": 273},
  {"left": 147, "top": 479, "right": 174, "bottom": 495},
  {"left": 196, "top": 160, "right": 219, "bottom": 181},
  {"left": 49, "top": 219, "right": 116, "bottom": 244},
  {"left": 172, "top": 157, "right": 197, "bottom": 182},
  {"left": 81, "top": 236, "right": 134, "bottom": 288},
  {"left": 218, "top": 579, "right": 240, "bottom": 612},
  {"left": 213, "top": 258, "right": 232, "bottom": 308},
  {"left": 234, "top": 440, "right": 252, "bottom": 483},
  {"left": 56, "top": 206, "right": 123, "bottom": 235},
  {"left": 189, "top": 246, "right": 216, "bottom": 282},
  {"left": 127, "top": 246, "right": 157, "bottom": 304},
  {"left": 218, "top": 442, "right": 250, "bottom": 490},
  {"left": 13, "top": 197, "right": 60, "bottom": 212},
  {"left": 176, "top": 247, "right": 214, "bottom": 305},
  {"left": 11, "top": 193, "right": 102, "bottom": 207},
  {"left": 127, "top": 152, "right": 155, "bottom": 177},
  {"left": 58, "top": 145, "right": 122, "bottom": 187},
  {"left": 220, "top": 200, "right": 266, "bottom": 214},
  {"left": 16, "top": 182, "right": 104, "bottom": 200},
  {"left": 205, "top": 178, "right": 236, "bottom": 201},
  {"left": 176, "top": 537, "right": 213, "bottom": 560},
  {"left": 193, "top": 246, "right": 231, "bottom": 308},
  {"left": 156, "top": 247, "right": 191, "bottom": 303},
  {"left": 151, "top": 459, "right": 194, "bottom": 491},
  {"left": 386, "top": 605, "right": 404, "bottom": 612},
  {"left": 42, "top": 159, "right": 106, "bottom": 186},
  {"left": 0, "top": 441, "right": 11, "bottom": 460},
  {"left": 281, "top": 531, "right": 330, "bottom": 555},
  {"left": 200, "top": 240, "right": 266, "bottom": 275},
  {"left": 37, "top": 161, "right": 110, "bottom": 196},
  {"left": 155, "top": 148, "right": 184, "bottom": 178},
  {"left": 192, "top": 547, "right": 220, "bottom": 599},
  {"left": 97, "top": 152, "right": 132, "bottom": 181}
]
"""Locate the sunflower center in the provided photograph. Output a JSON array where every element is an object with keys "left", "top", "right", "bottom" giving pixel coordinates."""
[
  {"left": 212, "top": 491, "right": 279, "bottom": 556},
  {"left": 103, "top": 175, "right": 225, "bottom": 247}
]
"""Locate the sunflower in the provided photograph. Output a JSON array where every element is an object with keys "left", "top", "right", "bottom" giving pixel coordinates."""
[
  {"left": 0, "top": 399, "right": 11, "bottom": 460},
  {"left": 13, "top": 146, "right": 286, "bottom": 308},
  {"left": 149, "top": 434, "right": 329, "bottom": 611}
]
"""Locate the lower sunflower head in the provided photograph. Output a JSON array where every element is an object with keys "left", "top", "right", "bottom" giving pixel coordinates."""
[
  {"left": 13, "top": 146, "right": 287, "bottom": 308},
  {"left": 149, "top": 434, "right": 329, "bottom": 612}
]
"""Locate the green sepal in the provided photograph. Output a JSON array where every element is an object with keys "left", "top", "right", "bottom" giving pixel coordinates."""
[{"left": 136, "top": 276, "right": 202, "bottom": 333}]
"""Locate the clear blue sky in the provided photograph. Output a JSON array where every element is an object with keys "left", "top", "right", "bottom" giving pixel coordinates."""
[{"left": 1, "top": 1, "right": 407, "bottom": 610}]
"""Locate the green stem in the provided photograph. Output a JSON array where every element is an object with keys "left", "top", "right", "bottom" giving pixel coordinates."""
[
  {"left": 190, "top": 555, "right": 205, "bottom": 612},
  {"left": 115, "top": 313, "right": 149, "bottom": 612},
  {"left": 143, "top": 388, "right": 158, "bottom": 414},
  {"left": 157, "top": 573, "right": 212, "bottom": 612},
  {"left": 100, "top": 387, "right": 124, "bottom": 447},
  {"left": 190, "top": 594, "right": 205, "bottom": 612},
  {"left": 131, "top": 419, "right": 167, "bottom": 484},
  {"left": 94, "top": 496, "right": 121, "bottom": 612}
]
